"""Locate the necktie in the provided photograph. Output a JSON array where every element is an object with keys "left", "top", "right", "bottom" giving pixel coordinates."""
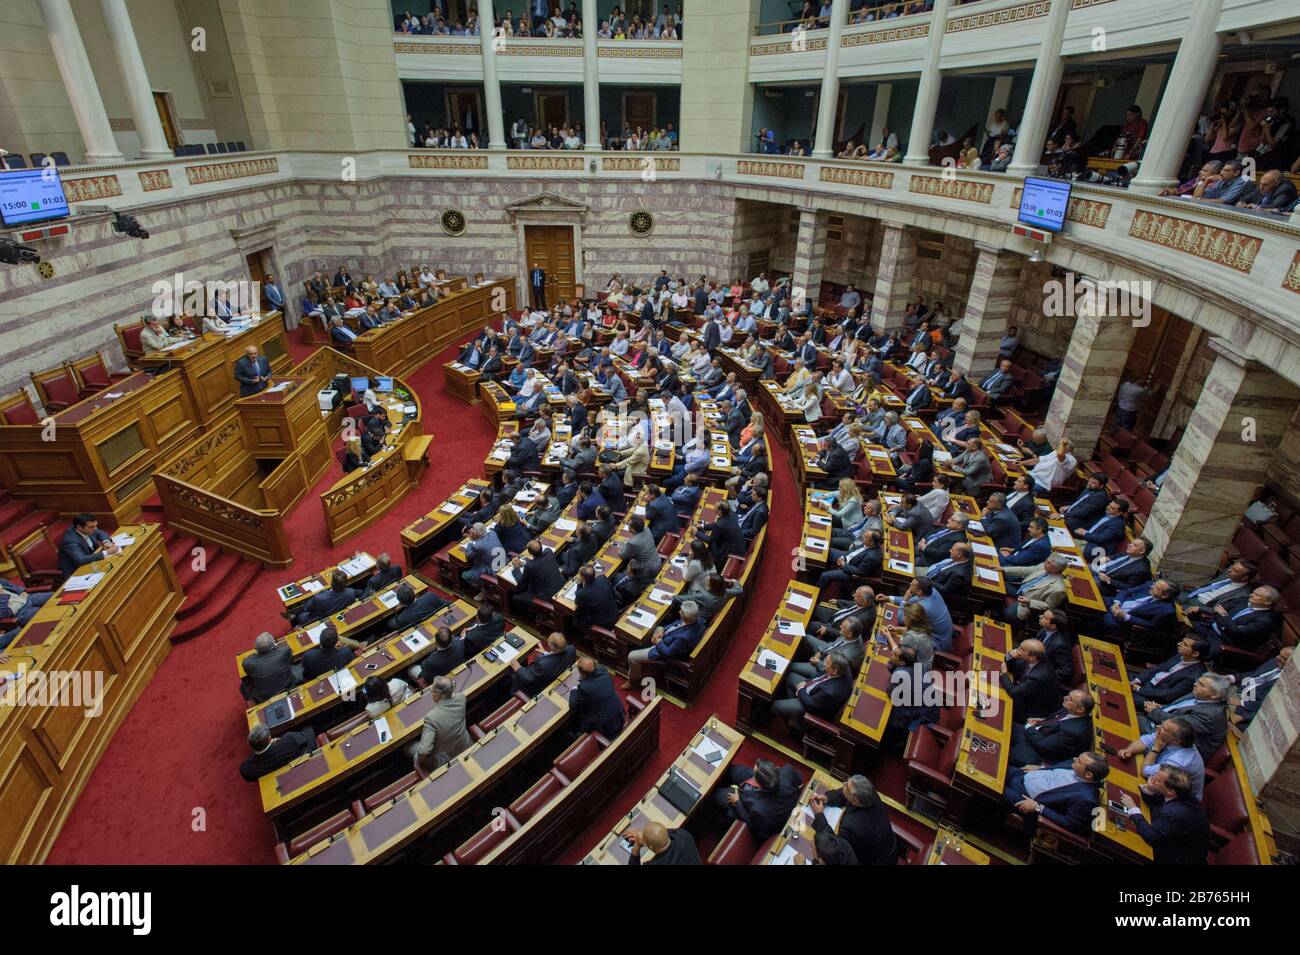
[
  {"left": 931, "top": 559, "right": 953, "bottom": 575},
  {"left": 1104, "top": 555, "right": 1132, "bottom": 572}
]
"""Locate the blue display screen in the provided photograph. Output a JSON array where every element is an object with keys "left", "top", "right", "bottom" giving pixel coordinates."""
[
  {"left": 0, "top": 167, "right": 71, "bottom": 226},
  {"left": 1018, "top": 177, "right": 1072, "bottom": 233}
]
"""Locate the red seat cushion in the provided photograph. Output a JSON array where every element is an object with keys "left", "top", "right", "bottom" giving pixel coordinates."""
[
  {"left": 121, "top": 324, "right": 144, "bottom": 353},
  {"left": 1202, "top": 768, "right": 1250, "bottom": 839},
  {"left": 552, "top": 732, "right": 605, "bottom": 781},
  {"left": 452, "top": 816, "right": 516, "bottom": 865},
  {"left": 707, "top": 818, "right": 759, "bottom": 865},
  {"left": 508, "top": 771, "right": 566, "bottom": 822},
  {"left": 39, "top": 371, "right": 79, "bottom": 408},
  {"left": 287, "top": 808, "right": 355, "bottom": 857},
  {"left": 1211, "top": 830, "right": 1261, "bottom": 865},
  {"left": 361, "top": 771, "right": 419, "bottom": 813}
]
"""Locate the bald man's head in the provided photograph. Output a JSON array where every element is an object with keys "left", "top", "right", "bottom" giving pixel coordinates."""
[{"left": 641, "top": 822, "right": 670, "bottom": 853}]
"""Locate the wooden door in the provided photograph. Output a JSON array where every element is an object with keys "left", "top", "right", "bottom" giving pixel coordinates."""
[
  {"left": 152, "top": 92, "right": 180, "bottom": 150},
  {"left": 623, "top": 91, "right": 656, "bottom": 133},
  {"left": 446, "top": 89, "right": 483, "bottom": 135},
  {"left": 535, "top": 93, "right": 569, "bottom": 130},
  {"left": 524, "top": 225, "right": 576, "bottom": 305},
  {"left": 1120, "top": 304, "right": 1192, "bottom": 437}
]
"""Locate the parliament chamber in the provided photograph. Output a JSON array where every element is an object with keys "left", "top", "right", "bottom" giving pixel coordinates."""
[{"left": 0, "top": 0, "right": 1298, "bottom": 892}]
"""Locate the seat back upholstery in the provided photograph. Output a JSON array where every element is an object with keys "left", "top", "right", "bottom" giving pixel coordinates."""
[
  {"left": 552, "top": 732, "right": 606, "bottom": 781},
  {"left": 508, "top": 771, "right": 566, "bottom": 823},
  {"left": 707, "top": 818, "right": 759, "bottom": 865},
  {"left": 1211, "top": 829, "right": 1261, "bottom": 865},
  {"left": 0, "top": 390, "right": 40, "bottom": 425},
  {"left": 450, "top": 815, "right": 518, "bottom": 865},
  {"left": 1202, "top": 766, "right": 1250, "bottom": 839},
  {"left": 286, "top": 808, "right": 356, "bottom": 857},
  {"left": 31, "top": 365, "right": 79, "bottom": 409}
]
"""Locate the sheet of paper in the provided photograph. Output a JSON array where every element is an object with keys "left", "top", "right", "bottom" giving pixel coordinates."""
[
  {"left": 438, "top": 502, "right": 462, "bottom": 515},
  {"left": 378, "top": 590, "right": 400, "bottom": 609},
  {"left": 373, "top": 716, "right": 392, "bottom": 745},
  {"left": 111, "top": 534, "right": 135, "bottom": 547},
  {"left": 554, "top": 518, "right": 578, "bottom": 532},
  {"left": 62, "top": 573, "right": 105, "bottom": 592},
  {"left": 823, "top": 806, "right": 844, "bottom": 830},
  {"left": 330, "top": 669, "right": 357, "bottom": 697},
  {"left": 692, "top": 735, "right": 728, "bottom": 766},
  {"left": 967, "top": 520, "right": 984, "bottom": 533},
  {"left": 1047, "top": 526, "right": 1074, "bottom": 548},
  {"left": 888, "top": 559, "right": 914, "bottom": 574},
  {"left": 405, "top": 630, "right": 429, "bottom": 652},
  {"left": 777, "top": 618, "right": 806, "bottom": 638},
  {"left": 970, "top": 542, "right": 997, "bottom": 558},
  {"left": 804, "top": 538, "right": 827, "bottom": 551},
  {"left": 772, "top": 844, "right": 800, "bottom": 865},
  {"left": 648, "top": 588, "right": 673, "bottom": 605},
  {"left": 628, "top": 607, "right": 659, "bottom": 629},
  {"left": 492, "top": 641, "right": 519, "bottom": 665},
  {"left": 756, "top": 649, "right": 789, "bottom": 675},
  {"left": 787, "top": 592, "right": 813, "bottom": 611},
  {"left": 302, "top": 580, "right": 325, "bottom": 593},
  {"left": 304, "top": 622, "right": 327, "bottom": 645},
  {"left": 975, "top": 566, "right": 1001, "bottom": 584}
]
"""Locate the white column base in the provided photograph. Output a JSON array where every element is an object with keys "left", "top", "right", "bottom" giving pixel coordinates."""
[
  {"left": 902, "top": 153, "right": 930, "bottom": 166},
  {"left": 1128, "top": 177, "right": 1179, "bottom": 195},
  {"left": 140, "top": 148, "right": 174, "bottom": 161},
  {"left": 83, "top": 149, "right": 126, "bottom": 164}
]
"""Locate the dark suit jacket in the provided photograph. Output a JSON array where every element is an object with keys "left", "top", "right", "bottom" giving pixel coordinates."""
[
  {"left": 1097, "top": 555, "right": 1152, "bottom": 594},
  {"left": 419, "top": 639, "right": 466, "bottom": 682},
  {"left": 1019, "top": 711, "right": 1091, "bottom": 765},
  {"left": 819, "top": 445, "right": 855, "bottom": 481},
  {"left": 1147, "top": 697, "right": 1227, "bottom": 760},
  {"left": 1038, "top": 629, "right": 1075, "bottom": 686},
  {"left": 1008, "top": 493, "right": 1036, "bottom": 529},
  {"left": 980, "top": 509, "right": 1022, "bottom": 551},
  {"left": 646, "top": 495, "right": 680, "bottom": 539},
  {"left": 1213, "top": 608, "right": 1282, "bottom": 651},
  {"left": 239, "top": 729, "right": 314, "bottom": 781},
  {"left": 462, "top": 614, "right": 505, "bottom": 655},
  {"left": 818, "top": 789, "right": 896, "bottom": 865},
  {"left": 296, "top": 586, "right": 358, "bottom": 625},
  {"left": 300, "top": 644, "right": 355, "bottom": 680},
  {"left": 1034, "top": 775, "right": 1101, "bottom": 833},
  {"left": 701, "top": 514, "right": 746, "bottom": 566},
  {"left": 1061, "top": 488, "right": 1108, "bottom": 528},
  {"left": 797, "top": 672, "right": 853, "bottom": 718},
  {"left": 919, "top": 528, "right": 966, "bottom": 565},
  {"left": 244, "top": 643, "right": 298, "bottom": 702},
  {"left": 739, "top": 500, "right": 769, "bottom": 542},
  {"left": 512, "top": 644, "right": 577, "bottom": 696},
  {"left": 234, "top": 354, "right": 271, "bottom": 396},
  {"left": 507, "top": 435, "right": 540, "bottom": 472},
  {"left": 574, "top": 575, "right": 619, "bottom": 629},
  {"left": 928, "top": 559, "right": 972, "bottom": 602},
  {"left": 1133, "top": 655, "right": 1207, "bottom": 705},
  {"left": 733, "top": 764, "right": 803, "bottom": 840},
  {"left": 568, "top": 665, "right": 625, "bottom": 738},
  {"left": 390, "top": 591, "right": 449, "bottom": 631},
  {"left": 57, "top": 526, "right": 111, "bottom": 578},
  {"left": 1133, "top": 797, "right": 1209, "bottom": 865},
  {"left": 517, "top": 551, "right": 566, "bottom": 597},
  {"left": 627, "top": 827, "right": 701, "bottom": 865},
  {"left": 1001, "top": 658, "right": 1061, "bottom": 721}
]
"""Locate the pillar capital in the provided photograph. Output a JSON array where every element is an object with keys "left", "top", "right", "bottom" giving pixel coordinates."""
[{"left": 1206, "top": 337, "right": 1264, "bottom": 372}]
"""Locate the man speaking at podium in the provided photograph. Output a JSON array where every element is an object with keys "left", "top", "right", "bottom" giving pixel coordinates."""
[{"left": 235, "top": 345, "right": 272, "bottom": 396}]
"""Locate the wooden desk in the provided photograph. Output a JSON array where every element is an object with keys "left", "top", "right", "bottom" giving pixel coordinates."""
[
  {"left": 443, "top": 361, "right": 481, "bottom": 404},
  {"left": 757, "top": 768, "right": 840, "bottom": 864},
  {"left": 926, "top": 826, "right": 990, "bottom": 864},
  {"left": 289, "top": 663, "right": 578, "bottom": 864},
  {"left": 246, "top": 600, "right": 476, "bottom": 738},
  {"left": 234, "top": 575, "right": 431, "bottom": 679},
  {"left": 260, "top": 626, "right": 534, "bottom": 816},
  {"left": 736, "top": 580, "right": 822, "bottom": 732},
  {"left": 798, "top": 489, "right": 833, "bottom": 572},
  {"left": 790, "top": 424, "right": 827, "bottom": 495},
  {"left": 1077, "top": 635, "right": 1154, "bottom": 862},
  {"left": 0, "top": 523, "right": 183, "bottom": 862},
  {"left": 400, "top": 479, "right": 492, "bottom": 569},
  {"left": 581, "top": 715, "right": 742, "bottom": 864},
  {"left": 952, "top": 616, "right": 1014, "bottom": 801},
  {"left": 277, "top": 552, "right": 377, "bottom": 613},
  {"left": 879, "top": 493, "right": 916, "bottom": 583},
  {"left": 480, "top": 381, "right": 517, "bottom": 423},
  {"left": 1035, "top": 499, "right": 1108, "bottom": 615},
  {"left": 552, "top": 490, "right": 649, "bottom": 613},
  {"left": 235, "top": 376, "right": 320, "bottom": 458},
  {"left": 351, "top": 279, "right": 514, "bottom": 381}
]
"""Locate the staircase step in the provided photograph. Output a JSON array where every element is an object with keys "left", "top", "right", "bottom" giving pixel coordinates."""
[
  {"left": 166, "top": 534, "right": 202, "bottom": 570},
  {"left": 1, "top": 510, "right": 52, "bottom": 549},
  {"left": 175, "top": 548, "right": 234, "bottom": 609},
  {"left": 0, "top": 498, "right": 34, "bottom": 530},
  {"left": 169, "top": 558, "right": 262, "bottom": 643}
]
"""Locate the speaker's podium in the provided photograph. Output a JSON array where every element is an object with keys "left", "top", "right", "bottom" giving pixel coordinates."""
[{"left": 235, "top": 376, "right": 321, "bottom": 457}]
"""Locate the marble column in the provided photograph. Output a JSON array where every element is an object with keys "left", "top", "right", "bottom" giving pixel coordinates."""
[
  {"left": 792, "top": 207, "right": 828, "bottom": 304},
  {"left": 1242, "top": 649, "right": 1299, "bottom": 842},
  {"left": 953, "top": 244, "right": 1021, "bottom": 378},
  {"left": 811, "top": 0, "right": 848, "bottom": 158},
  {"left": 870, "top": 223, "right": 915, "bottom": 332},
  {"left": 1129, "top": 0, "right": 1225, "bottom": 193},
  {"left": 99, "top": 0, "right": 172, "bottom": 160},
  {"left": 903, "top": 0, "right": 952, "bottom": 166},
  {"left": 1007, "top": 0, "right": 1071, "bottom": 177},
  {"left": 1145, "top": 339, "right": 1300, "bottom": 582},
  {"left": 582, "top": 0, "right": 600, "bottom": 149},
  {"left": 1043, "top": 278, "right": 1138, "bottom": 459},
  {"left": 477, "top": 0, "right": 507, "bottom": 149},
  {"left": 37, "top": 0, "right": 123, "bottom": 163}
]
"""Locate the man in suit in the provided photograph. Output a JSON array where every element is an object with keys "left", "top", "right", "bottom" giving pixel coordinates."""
[
  {"left": 880, "top": 576, "right": 954, "bottom": 651},
  {"left": 915, "top": 513, "right": 970, "bottom": 566},
  {"left": 1004, "top": 554, "right": 1069, "bottom": 624},
  {"left": 1005, "top": 475, "right": 1037, "bottom": 530},
  {"left": 568, "top": 655, "right": 625, "bottom": 739},
  {"left": 716, "top": 758, "right": 804, "bottom": 840},
  {"left": 300, "top": 625, "right": 355, "bottom": 680},
  {"left": 506, "top": 433, "right": 540, "bottom": 472},
  {"left": 461, "top": 522, "right": 503, "bottom": 592},
  {"left": 530, "top": 261, "right": 546, "bottom": 309},
  {"left": 624, "top": 602, "right": 704, "bottom": 687},
  {"left": 817, "top": 528, "right": 882, "bottom": 592},
  {"left": 461, "top": 605, "right": 505, "bottom": 655},
  {"left": 1138, "top": 673, "right": 1230, "bottom": 760},
  {"left": 1000, "top": 639, "right": 1062, "bottom": 721},
  {"left": 625, "top": 821, "right": 701, "bottom": 865},
  {"left": 1033, "top": 607, "right": 1075, "bottom": 685},
  {"left": 1103, "top": 578, "right": 1180, "bottom": 641},
  {"left": 1130, "top": 636, "right": 1211, "bottom": 707},
  {"left": 1229, "top": 645, "right": 1293, "bottom": 726},
  {"left": 411, "top": 676, "right": 471, "bottom": 771},
  {"left": 697, "top": 501, "right": 746, "bottom": 566},
  {"left": 573, "top": 565, "right": 619, "bottom": 630},
  {"left": 809, "top": 584, "right": 876, "bottom": 640},
  {"left": 619, "top": 515, "right": 662, "bottom": 576},
  {"left": 979, "top": 358, "right": 1015, "bottom": 401},
  {"left": 1053, "top": 474, "right": 1109, "bottom": 529},
  {"left": 512, "top": 631, "right": 577, "bottom": 696},
  {"left": 922, "top": 541, "right": 974, "bottom": 603},
  {"left": 789, "top": 618, "right": 865, "bottom": 681},
  {"left": 242, "top": 632, "right": 301, "bottom": 702},
  {"left": 888, "top": 493, "right": 935, "bottom": 541},
  {"left": 1004, "top": 751, "right": 1109, "bottom": 834},
  {"left": 329, "top": 316, "right": 358, "bottom": 346},
  {"left": 293, "top": 570, "right": 358, "bottom": 626},
  {"left": 942, "top": 370, "right": 972, "bottom": 402},
  {"left": 58, "top": 513, "right": 119, "bottom": 578},
  {"left": 738, "top": 494, "right": 769, "bottom": 544},
  {"left": 239, "top": 723, "right": 315, "bottom": 781},
  {"left": 903, "top": 375, "right": 932, "bottom": 412},
  {"left": 362, "top": 553, "right": 404, "bottom": 596},
  {"left": 1119, "top": 767, "right": 1209, "bottom": 865},
  {"left": 1179, "top": 559, "right": 1253, "bottom": 621},
  {"left": 234, "top": 345, "right": 272, "bottom": 396},
  {"left": 413, "top": 625, "right": 466, "bottom": 683},
  {"left": 389, "top": 582, "right": 449, "bottom": 632},
  {"left": 980, "top": 493, "right": 1023, "bottom": 553},
  {"left": 509, "top": 540, "right": 567, "bottom": 615},
  {"left": 1009, "top": 689, "right": 1095, "bottom": 767},
  {"left": 1073, "top": 498, "right": 1130, "bottom": 558},
  {"left": 814, "top": 436, "right": 855, "bottom": 485},
  {"left": 999, "top": 517, "right": 1052, "bottom": 567},
  {"left": 644, "top": 484, "right": 680, "bottom": 541},
  {"left": 772, "top": 651, "right": 853, "bottom": 723},
  {"left": 1093, "top": 538, "right": 1153, "bottom": 596},
  {"left": 1196, "top": 584, "right": 1283, "bottom": 653},
  {"left": 810, "top": 775, "right": 896, "bottom": 865},
  {"left": 1118, "top": 716, "right": 1206, "bottom": 803}
]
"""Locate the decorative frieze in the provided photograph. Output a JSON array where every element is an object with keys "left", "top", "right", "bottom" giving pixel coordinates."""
[
  {"left": 908, "top": 175, "right": 993, "bottom": 204},
  {"left": 506, "top": 155, "right": 584, "bottom": 171},
  {"left": 820, "top": 165, "right": 894, "bottom": 189},
  {"left": 184, "top": 158, "right": 279, "bottom": 185},
  {"left": 1127, "top": 211, "right": 1260, "bottom": 274},
  {"left": 409, "top": 153, "right": 489, "bottom": 170},
  {"left": 63, "top": 175, "right": 124, "bottom": 203},
  {"left": 138, "top": 169, "right": 174, "bottom": 192},
  {"left": 736, "top": 160, "right": 806, "bottom": 180}
]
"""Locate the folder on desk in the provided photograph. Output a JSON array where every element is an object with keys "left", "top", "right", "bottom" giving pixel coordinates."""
[
  {"left": 263, "top": 697, "right": 295, "bottom": 729},
  {"left": 63, "top": 572, "right": 105, "bottom": 592},
  {"left": 658, "top": 769, "right": 702, "bottom": 815}
]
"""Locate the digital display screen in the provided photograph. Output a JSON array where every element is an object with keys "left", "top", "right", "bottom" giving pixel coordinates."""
[
  {"left": 0, "top": 167, "right": 71, "bottom": 226},
  {"left": 1018, "top": 177, "right": 1072, "bottom": 233}
]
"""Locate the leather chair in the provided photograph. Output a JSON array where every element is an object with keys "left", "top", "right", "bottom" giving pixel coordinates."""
[
  {"left": 70, "top": 351, "right": 130, "bottom": 394},
  {"left": 551, "top": 732, "right": 609, "bottom": 784},
  {"left": 317, "top": 711, "right": 368, "bottom": 747},
  {"left": 30, "top": 365, "right": 81, "bottom": 412},
  {"left": 116, "top": 321, "right": 145, "bottom": 363},
  {"left": 352, "top": 771, "right": 420, "bottom": 816},
  {"left": 0, "top": 390, "right": 41, "bottom": 425},
  {"left": 1209, "top": 829, "right": 1261, "bottom": 865},
  {"left": 508, "top": 770, "right": 567, "bottom": 823},
  {"left": 1027, "top": 814, "right": 1093, "bottom": 864},
  {"left": 12, "top": 526, "right": 63, "bottom": 587},
  {"left": 273, "top": 807, "right": 359, "bottom": 863},
  {"left": 477, "top": 573, "right": 509, "bottom": 615},
  {"left": 934, "top": 622, "right": 974, "bottom": 672},
  {"left": 443, "top": 813, "right": 520, "bottom": 865},
  {"left": 891, "top": 820, "right": 931, "bottom": 864},
  {"left": 469, "top": 696, "right": 526, "bottom": 741},
  {"left": 530, "top": 598, "right": 565, "bottom": 635},
  {"left": 707, "top": 818, "right": 759, "bottom": 865},
  {"left": 799, "top": 711, "right": 843, "bottom": 766},
  {"left": 1201, "top": 765, "right": 1250, "bottom": 846},
  {"left": 903, "top": 724, "right": 960, "bottom": 815}
]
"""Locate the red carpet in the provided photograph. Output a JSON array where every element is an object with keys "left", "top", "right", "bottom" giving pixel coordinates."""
[{"left": 47, "top": 335, "right": 809, "bottom": 865}]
